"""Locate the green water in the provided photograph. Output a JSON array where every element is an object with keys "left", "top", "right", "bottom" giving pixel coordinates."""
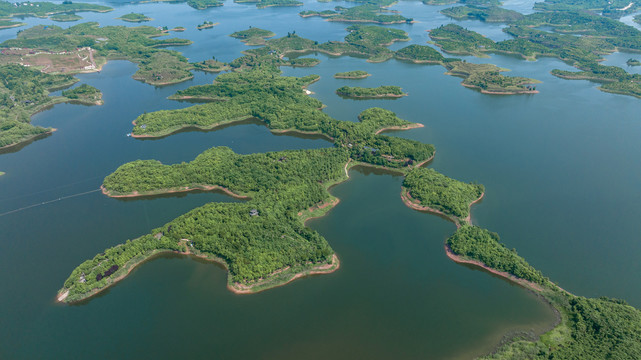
[{"left": 1, "top": 1, "right": 641, "bottom": 358}]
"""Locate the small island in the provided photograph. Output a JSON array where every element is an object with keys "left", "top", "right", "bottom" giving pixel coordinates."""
[
  {"left": 394, "top": 44, "right": 446, "bottom": 64},
  {"left": 334, "top": 70, "right": 371, "bottom": 79},
  {"left": 187, "top": 0, "right": 224, "bottom": 9},
  {"left": 171, "top": 26, "right": 186, "bottom": 32},
  {"left": 429, "top": 23, "right": 494, "bottom": 58},
  {"left": 445, "top": 62, "right": 540, "bottom": 94},
  {"left": 230, "top": 27, "right": 275, "bottom": 45},
  {"left": 197, "top": 21, "right": 218, "bottom": 30},
  {"left": 117, "top": 13, "right": 153, "bottom": 23},
  {"left": 627, "top": 58, "right": 641, "bottom": 66},
  {"left": 300, "top": 4, "right": 413, "bottom": 24},
  {"left": 61, "top": 84, "right": 104, "bottom": 105},
  {"left": 336, "top": 85, "right": 407, "bottom": 98}
]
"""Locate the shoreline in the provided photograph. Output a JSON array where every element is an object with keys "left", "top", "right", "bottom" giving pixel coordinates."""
[
  {"left": 229, "top": 254, "right": 340, "bottom": 294},
  {"left": 101, "top": 184, "right": 249, "bottom": 200},
  {"left": 336, "top": 91, "right": 407, "bottom": 99},
  {"left": 333, "top": 74, "right": 371, "bottom": 79},
  {"left": 444, "top": 244, "right": 544, "bottom": 292},
  {"left": 374, "top": 122, "right": 423, "bottom": 135},
  {"left": 0, "top": 128, "right": 57, "bottom": 151},
  {"left": 131, "top": 115, "right": 253, "bottom": 138},
  {"left": 460, "top": 83, "right": 539, "bottom": 95}
]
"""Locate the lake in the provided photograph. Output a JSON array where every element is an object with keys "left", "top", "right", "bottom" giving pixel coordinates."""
[{"left": 1, "top": 1, "right": 640, "bottom": 358}]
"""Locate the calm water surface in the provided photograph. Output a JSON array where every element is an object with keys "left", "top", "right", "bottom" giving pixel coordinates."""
[{"left": 1, "top": 1, "right": 640, "bottom": 359}]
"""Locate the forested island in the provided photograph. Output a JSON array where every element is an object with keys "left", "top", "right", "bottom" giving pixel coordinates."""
[
  {"left": 187, "top": 0, "right": 223, "bottom": 9},
  {"left": 394, "top": 44, "right": 447, "bottom": 64},
  {"left": 627, "top": 58, "right": 641, "bottom": 66},
  {"left": 117, "top": 13, "right": 152, "bottom": 23},
  {"left": 334, "top": 70, "right": 371, "bottom": 79},
  {"left": 445, "top": 62, "right": 540, "bottom": 94},
  {"left": 197, "top": 21, "right": 217, "bottom": 29},
  {"left": 336, "top": 85, "right": 407, "bottom": 98},
  {"left": 230, "top": 27, "right": 275, "bottom": 45},
  {"left": 300, "top": 4, "right": 413, "bottom": 24}
]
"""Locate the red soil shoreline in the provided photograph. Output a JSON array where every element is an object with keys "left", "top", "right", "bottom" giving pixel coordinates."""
[
  {"left": 445, "top": 244, "right": 544, "bottom": 292},
  {"left": 374, "top": 122, "right": 424, "bottom": 135},
  {"left": 101, "top": 184, "right": 249, "bottom": 199}
]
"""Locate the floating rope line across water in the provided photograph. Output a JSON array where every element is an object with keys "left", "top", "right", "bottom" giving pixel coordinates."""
[{"left": 0, "top": 188, "right": 102, "bottom": 217}]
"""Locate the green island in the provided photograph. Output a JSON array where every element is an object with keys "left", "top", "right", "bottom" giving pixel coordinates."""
[
  {"left": 627, "top": 58, "right": 641, "bottom": 66},
  {"left": 230, "top": 27, "right": 275, "bottom": 46},
  {"left": 0, "top": 23, "right": 195, "bottom": 86},
  {"left": 234, "top": 0, "right": 303, "bottom": 9},
  {"left": 440, "top": 5, "right": 524, "bottom": 23},
  {"left": 336, "top": 85, "right": 407, "bottom": 98},
  {"left": 236, "top": 25, "right": 410, "bottom": 63},
  {"left": 187, "top": 0, "right": 223, "bottom": 9},
  {"left": 429, "top": 23, "right": 494, "bottom": 58},
  {"left": 635, "top": 14, "right": 641, "bottom": 24},
  {"left": 197, "top": 21, "right": 217, "bottom": 30},
  {"left": 49, "top": 13, "right": 82, "bottom": 22},
  {"left": 171, "top": 26, "right": 186, "bottom": 32},
  {"left": 394, "top": 44, "right": 447, "bottom": 64},
  {"left": 61, "top": 83, "right": 103, "bottom": 105},
  {"left": 445, "top": 62, "right": 540, "bottom": 94},
  {"left": 117, "top": 13, "right": 152, "bottom": 23},
  {"left": 0, "top": 19, "right": 25, "bottom": 29},
  {"left": 0, "top": 64, "right": 107, "bottom": 149},
  {"left": 300, "top": 4, "right": 413, "bottom": 24},
  {"left": 333, "top": 70, "right": 371, "bottom": 79},
  {"left": 0, "top": 1, "right": 112, "bottom": 19}
]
